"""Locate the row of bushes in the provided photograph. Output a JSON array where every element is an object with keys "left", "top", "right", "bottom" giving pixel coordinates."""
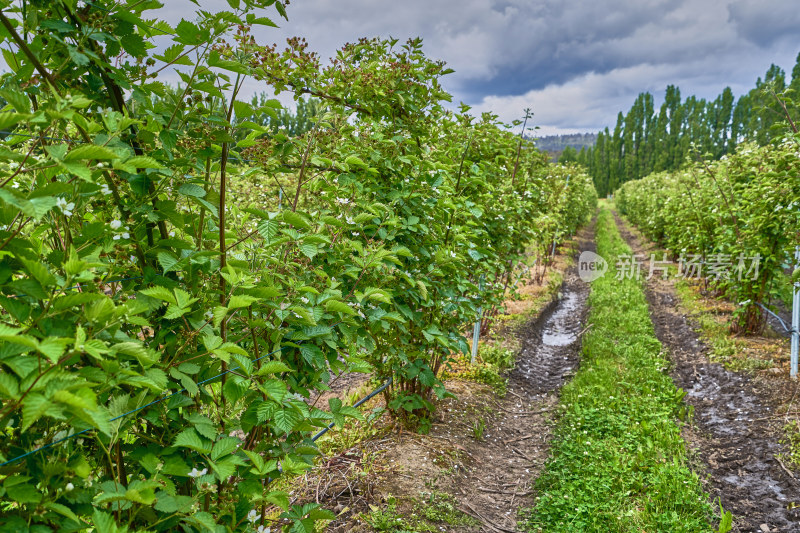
[
  {"left": 0, "top": 1, "right": 596, "bottom": 531},
  {"left": 617, "top": 134, "right": 800, "bottom": 332}
]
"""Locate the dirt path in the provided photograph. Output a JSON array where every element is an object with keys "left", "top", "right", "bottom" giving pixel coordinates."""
[
  {"left": 614, "top": 211, "right": 800, "bottom": 533},
  {"left": 444, "top": 220, "right": 594, "bottom": 532}
]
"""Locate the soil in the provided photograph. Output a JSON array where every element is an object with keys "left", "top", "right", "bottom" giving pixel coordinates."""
[
  {"left": 307, "top": 367, "right": 372, "bottom": 410},
  {"left": 292, "top": 221, "right": 596, "bottom": 533},
  {"left": 614, "top": 211, "right": 800, "bottom": 533}
]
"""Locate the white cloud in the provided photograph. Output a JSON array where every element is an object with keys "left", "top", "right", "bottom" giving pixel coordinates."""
[{"left": 147, "top": 0, "right": 800, "bottom": 133}]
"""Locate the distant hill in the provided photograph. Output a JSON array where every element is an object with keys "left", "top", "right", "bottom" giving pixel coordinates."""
[{"left": 533, "top": 133, "right": 597, "bottom": 161}]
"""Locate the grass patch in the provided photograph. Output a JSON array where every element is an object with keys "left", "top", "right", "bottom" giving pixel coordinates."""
[
  {"left": 779, "top": 420, "right": 800, "bottom": 470},
  {"left": 675, "top": 281, "right": 774, "bottom": 372},
  {"left": 362, "top": 491, "right": 477, "bottom": 532},
  {"left": 522, "top": 207, "right": 720, "bottom": 532}
]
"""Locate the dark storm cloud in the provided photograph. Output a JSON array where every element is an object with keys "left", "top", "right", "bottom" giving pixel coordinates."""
[
  {"left": 242, "top": 0, "right": 690, "bottom": 99},
  {"left": 159, "top": 0, "right": 800, "bottom": 134},
  {"left": 727, "top": 0, "right": 800, "bottom": 48}
]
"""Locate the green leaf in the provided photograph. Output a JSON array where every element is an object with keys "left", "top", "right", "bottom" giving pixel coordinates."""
[
  {"left": 170, "top": 367, "right": 199, "bottom": 396},
  {"left": 164, "top": 303, "right": 191, "bottom": 320},
  {"left": 213, "top": 306, "right": 228, "bottom": 328},
  {"left": 416, "top": 280, "right": 429, "bottom": 301},
  {"left": 140, "top": 286, "right": 177, "bottom": 304},
  {"left": 185, "top": 511, "right": 217, "bottom": 532},
  {"left": 120, "top": 33, "right": 147, "bottom": 58},
  {"left": 125, "top": 155, "right": 163, "bottom": 169},
  {"left": 228, "top": 294, "right": 259, "bottom": 309},
  {"left": 175, "top": 20, "right": 206, "bottom": 45},
  {"left": 273, "top": 408, "right": 301, "bottom": 434},
  {"left": 211, "top": 436, "right": 240, "bottom": 461},
  {"left": 185, "top": 413, "right": 217, "bottom": 440},
  {"left": 22, "top": 393, "right": 51, "bottom": 431},
  {"left": 44, "top": 502, "right": 82, "bottom": 524},
  {"left": 0, "top": 373, "right": 19, "bottom": 399},
  {"left": 6, "top": 482, "right": 42, "bottom": 504},
  {"left": 63, "top": 145, "right": 119, "bottom": 161},
  {"left": 37, "top": 337, "right": 68, "bottom": 363},
  {"left": 19, "top": 258, "right": 56, "bottom": 287},
  {"left": 173, "top": 428, "right": 212, "bottom": 453},
  {"left": 257, "top": 361, "right": 292, "bottom": 375},
  {"left": 261, "top": 379, "right": 287, "bottom": 402},
  {"left": 114, "top": 341, "right": 158, "bottom": 367},
  {"left": 92, "top": 510, "right": 118, "bottom": 533},
  {"left": 125, "top": 483, "right": 156, "bottom": 505},
  {"left": 283, "top": 210, "right": 311, "bottom": 230},
  {"left": 257, "top": 219, "right": 279, "bottom": 241},
  {"left": 154, "top": 493, "right": 193, "bottom": 514},
  {"left": 0, "top": 111, "right": 28, "bottom": 130},
  {"left": 325, "top": 299, "right": 357, "bottom": 316},
  {"left": 178, "top": 183, "right": 206, "bottom": 197},
  {"left": 157, "top": 251, "right": 180, "bottom": 273},
  {"left": 299, "top": 243, "right": 318, "bottom": 259},
  {"left": 233, "top": 100, "right": 253, "bottom": 119},
  {"left": 265, "top": 490, "right": 290, "bottom": 510},
  {"left": 68, "top": 46, "right": 90, "bottom": 66},
  {"left": 160, "top": 129, "right": 177, "bottom": 151},
  {"left": 248, "top": 15, "right": 278, "bottom": 27},
  {"left": 58, "top": 161, "right": 92, "bottom": 181},
  {"left": 345, "top": 155, "right": 367, "bottom": 168}
]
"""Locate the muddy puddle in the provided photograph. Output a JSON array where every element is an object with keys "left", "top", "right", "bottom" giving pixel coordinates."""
[{"left": 513, "top": 276, "right": 589, "bottom": 396}]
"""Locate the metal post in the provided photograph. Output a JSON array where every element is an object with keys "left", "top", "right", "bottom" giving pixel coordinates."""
[
  {"left": 278, "top": 188, "right": 283, "bottom": 210},
  {"left": 471, "top": 274, "right": 484, "bottom": 364},
  {"left": 792, "top": 246, "right": 800, "bottom": 378}
]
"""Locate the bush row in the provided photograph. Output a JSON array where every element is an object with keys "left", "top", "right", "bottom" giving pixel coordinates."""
[
  {"left": 617, "top": 135, "right": 800, "bottom": 332},
  {"left": 0, "top": 1, "right": 596, "bottom": 531}
]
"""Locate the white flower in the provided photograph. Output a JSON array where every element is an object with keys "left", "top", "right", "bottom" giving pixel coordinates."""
[
  {"left": 56, "top": 198, "right": 75, "bottom": 216},
  {"left": 169, "top": 231, "right": 175, "bottom": 237},
  {"left": 247, "top": 509, "right": 259, "bottom": 523},
  {"left": 100, "top": 184, "right": 111, "bottom": 195},
  {"left": 256, "top": 526, "right": 271, "bottom": 533},
  {"left": 110, "top": 219, "right": 122, "bottom": 230},
  {"left": 335, "top": 197, "right": 350, "bottom": 205},
  {"left": 65, "top": 482, "right": 74, "bottom": 492},
  {"left": 300, "top": 296, "right": 309, "bottom": 304},
  {"left": 188, "top": 467, "right": 208, "bottom": 478},
  {"left": 121, "top": 232, "right": 130, "bottom": 239}
]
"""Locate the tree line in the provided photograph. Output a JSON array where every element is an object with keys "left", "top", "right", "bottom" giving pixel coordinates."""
[{"left": 569, "top": 52, "right": 800, "bottom": 197}]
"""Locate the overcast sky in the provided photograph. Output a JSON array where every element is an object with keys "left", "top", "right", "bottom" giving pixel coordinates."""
[{"left": 160, "top": 0, "right": 800, "bottom": 136}]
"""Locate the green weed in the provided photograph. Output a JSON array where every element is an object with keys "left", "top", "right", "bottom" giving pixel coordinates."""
[
  {"left": 480, "top": 344, "right": 516, "bottom": 369},
  {"left": 472, "top": 417, "right": 486, "bottom": 440}
]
